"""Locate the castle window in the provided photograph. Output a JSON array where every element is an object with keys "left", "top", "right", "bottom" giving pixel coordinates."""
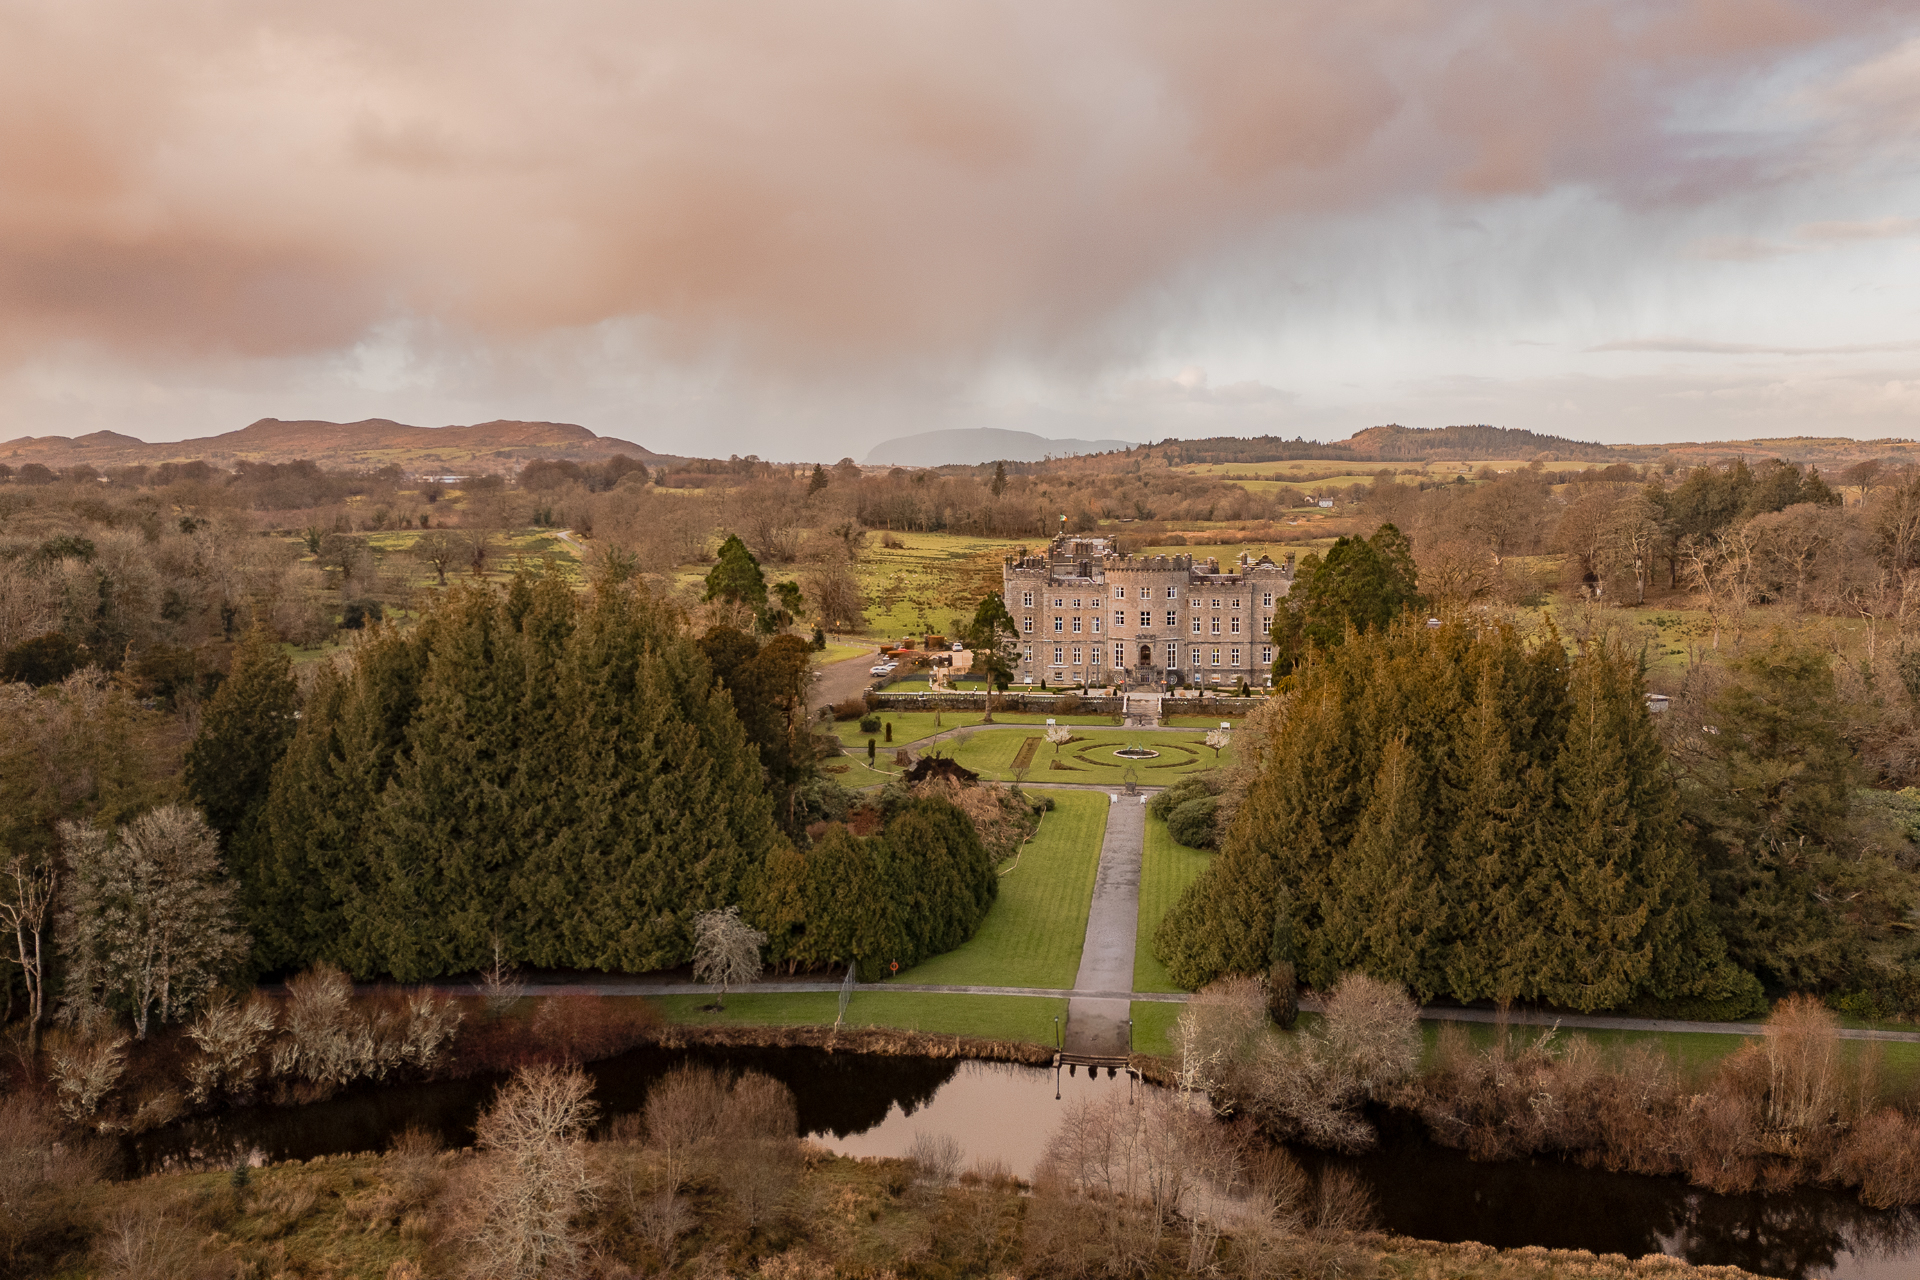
[
  {"left": 1023, "top": 591, "right": 1034, "bottom": 608},
  {"left": 1115, "top": 643, "right": 1127, "bottom": 667},
  {"left": 1091, "top": 646, "right": 1102, "bottom": 665},
  {"left": 1261, "top": 646, "right": 1273, "bottom": 665},
  {"left": 1115, "top": 611, "right": 1125, "bottom": 628},
  {"left": 1139, "top": 611, "right": 1151, "bottom": 627},
  {"left": 1262, "top": 615, "right": 1272, "bottom": 630},
  {"left": 1054, "top": 597, "right": 1063, "bottom": 608},
  {"left": 1190, "top": 617, "right": 1201, "bottom": 634},
  {"left": 1166, "top": 586, "right": 1178, "bottom": 599},
  {"left": 1071, "top": 617, "right": 1082, "bottom": 633},
  {"left": 1262, "top": 592, "right": 1273, "bottom": 608},
  {"left": 1231, "top": 648, "right": 1241, "bottom": 667},
  {"left": 1053, "top": 618, "right": 1063, "bottom": 633},
  {"left": 1071, "top": 646, "right": 1082, "bottom": 666},
  {"left": 1023, "top": 617, "right": 1033, "bottom": 633},
  {"left": 1166, "top": 643, "right": 1178, "bottom": 668},
  {"left": 1190, "top": 646, "right": 1202, "bottom": 668},
  {"left": 1166, "top": 611, "right": 1176, "bottom": 627},
  {"left": 1230, "top": 617, "right": 1241, "bottom": 635},
  {"left": 1114, "top": 586, "right": 1126, "bottom": 599},
  {"left": 1211, "top": 598, "right": 1222, "bottom": 609},
  {"left": 1091, "top": 617, "right": 1101, "bottom": 633},
  {"left": 1211, "top": 648, "right": 1222, "bottom": 667},
  {"left": 1210, "top": 618, "right": 1221, "bottom": 635},
  {"left": 1053, "top": 647, "right": 1064, "bottom": 666},
  {"left": 1071, "top": 598, "right": 1082, "bottom": 609}
]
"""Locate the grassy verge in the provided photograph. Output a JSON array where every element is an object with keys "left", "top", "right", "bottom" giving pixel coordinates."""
[
  {"left": 1134, "top": 815, "right": 1214, "bottom": 993},
  {"left": 1131, "top": 1000, "right": 1184, "bottom": 1055},
  {"left": 654, "top": 991, "right": 1067, "bottom": 1045},
  {"left": 892, "top": 790, "right": 1108, "bottom": 989},
  {"left": 812, "top": 643, "right": 870, "bottom": 665}
]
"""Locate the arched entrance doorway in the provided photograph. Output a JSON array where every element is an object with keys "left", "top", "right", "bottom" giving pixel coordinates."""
[{"left": 1138, "top": 644, "right": 1152, "bottom": 666}]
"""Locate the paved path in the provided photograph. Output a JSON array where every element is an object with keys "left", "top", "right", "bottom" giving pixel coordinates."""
[
  {"left": 808, "top": 641, "right": 880, "bottom": 710},
  {"left": 479, "top": 976, "right": 1920, "bottom": 1046},
  {"left": 1064, "top": 791, "right": 1148, "bottom": 1057}
]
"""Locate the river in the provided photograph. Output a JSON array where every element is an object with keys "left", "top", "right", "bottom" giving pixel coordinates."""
[{"left": 126, "top": 1046, "right": 1920, "bottom": 1280}]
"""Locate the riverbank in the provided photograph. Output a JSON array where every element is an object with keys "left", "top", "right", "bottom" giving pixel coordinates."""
[{"left": 14, "top": 1133, "right": 1784, "bottom": 1280}]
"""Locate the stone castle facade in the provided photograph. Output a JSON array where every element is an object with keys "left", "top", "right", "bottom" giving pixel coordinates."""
[{"left": 1002, "top": 532, "right": 1293, "bottom": 689}]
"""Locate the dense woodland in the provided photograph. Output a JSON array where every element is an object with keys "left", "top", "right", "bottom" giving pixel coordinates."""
[{"left": 8, "top": 442, "right": 1920, "bottom": 1047}]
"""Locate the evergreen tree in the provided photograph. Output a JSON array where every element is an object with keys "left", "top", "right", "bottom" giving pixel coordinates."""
[
  {"left": 184, "top": 625, "right": 298, "bottom": 958},
  {"left": 264, "top": 621, "right": 431, "bottom": 972},
  {"left": 1682, "top": 634, "right": 1864, "bottom": 989},
  {"left": 1270, "top": 524, "right": 1423, "bottom": 677},
  {"left": 1157, "top": 617, "right": 1743, "bottom": 1012},
  {"left": 990, "top": 461, "right": 1008, "bottom": 497},
  {"left": 808, "top": 463, "right": 829, "bottom": 495},
  {"left": 704, "top": 534, "right": 769, "bottom": 623}
]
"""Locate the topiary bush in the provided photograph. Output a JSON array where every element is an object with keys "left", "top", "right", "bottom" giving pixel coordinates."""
[
  {"left": 859, "top": 714, "right": 883, "bottom": 734},
  {"left": 1166, "top": 796, "right": 1220, "bottom": 849}
]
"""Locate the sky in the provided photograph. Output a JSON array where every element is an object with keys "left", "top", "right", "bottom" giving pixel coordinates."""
[{"left": 2, "top": 0, "right": 1918, "bottom": 459}]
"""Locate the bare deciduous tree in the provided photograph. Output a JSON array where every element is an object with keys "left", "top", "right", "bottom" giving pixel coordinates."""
[
  {"left": 57, "top": 807, "right": 248, "bottom": 1039},
  {"left": 460, "top": 1064, "right": 601, "bottom": 1280},
  {"left": 184, "top": 991, "right": 278, "bottom": 1104},
  {"left": 692, "top": 906, "right": 765, "bottom": 1010},
  {"left": 473, "top": 931, "right": 527, "bottom": 1016},
  {"left": 0, "top": 850, "right": 56, "bottom": 1052},
  {"left": 1239, "top": 971, "right": 1421, "bottom": 1153}
]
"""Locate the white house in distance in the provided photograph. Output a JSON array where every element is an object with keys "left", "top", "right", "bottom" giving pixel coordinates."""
[{"left": 1002, "top": 530, "right": 1293, "bottom": 689}]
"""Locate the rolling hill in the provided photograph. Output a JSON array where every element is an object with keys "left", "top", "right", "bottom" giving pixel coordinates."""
[{"left": 0, "top": 418, "right": 673, "bottom": 473}]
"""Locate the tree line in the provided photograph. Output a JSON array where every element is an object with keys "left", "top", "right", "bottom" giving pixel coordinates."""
[{"left": 1158, "top": 613, "right": 1763, "bottom": 1015}]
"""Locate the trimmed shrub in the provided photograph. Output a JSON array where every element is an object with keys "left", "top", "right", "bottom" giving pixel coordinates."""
[
  {"left": 832, "top": 697, "right": 867, "bottom": 721},
  {"left": 858, "top": 714, "right": 882, "bottom": 734},
  {"left": 1167, "top": 796, "right": 1220, "bottom": 849}
]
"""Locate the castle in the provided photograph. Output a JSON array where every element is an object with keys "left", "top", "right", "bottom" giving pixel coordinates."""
[{"left": 1001, "top": 530, "right": 1293, "bottom": 689}]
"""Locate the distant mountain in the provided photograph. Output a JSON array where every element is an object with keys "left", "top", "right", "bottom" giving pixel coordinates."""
[
  {"left": 864, "top": 428, "right": 1136, "bottom": 467},
  {"left": 0, "top": 418, "right": 673, "bottom": 472}
]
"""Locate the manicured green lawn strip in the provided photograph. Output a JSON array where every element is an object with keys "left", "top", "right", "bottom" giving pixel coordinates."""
[
  {"left": 653, "top": 991, "right": 1067, "bottom": 1046},
  {"left": 890, "top": 790, "right": 1108, "bottom": 990},
  {"left": 1131, "top": 1001, "right": 1184, "bottom": 1055},
  {"left": 1164, "top": 713, "right": 1261, "bottom": 727},
  {"left": 1135, "top": 815, "right": 1214, "bottom": 993}
]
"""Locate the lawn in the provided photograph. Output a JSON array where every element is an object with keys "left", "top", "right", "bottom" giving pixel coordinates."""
[
  {"left": 653, "top": 991, "right": 1068, "bottom": 1046},
  {"left": 1132, "top": 1000, "right": 1185, "bottom": 1055},
  {"left": 1135, "top": 815, "right": 1214, "bottom": 993},
  {"left": 1163, "top": 712, "right": 1260, "bottom": 728},
  {"left": 826, "top": 709, "right": 1121, "bottom": 751},
  {"left": 944, "top": 727, "right": 1239, "bottom": 782},
  {"left": 890, "top": 790, "right": 1108, "bottom": 989},
  {"left": 812, "top": 643, "right": 871, "bottom": 666}
]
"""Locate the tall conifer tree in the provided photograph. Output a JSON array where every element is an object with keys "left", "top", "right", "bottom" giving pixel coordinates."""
[{"left": 184, "top": 624, "right": 298, "bottom": 958}]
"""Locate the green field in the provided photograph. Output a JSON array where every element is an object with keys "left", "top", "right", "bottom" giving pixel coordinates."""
[
  {"left": 891, "top": 790, "right": 1108, "bottom": 989},
  {"left": 654, "top": 990, "right": 1068, "bottom": 1045},
  {"left": 1135, "top": 815, "right": 1214, "bottom": 993}
]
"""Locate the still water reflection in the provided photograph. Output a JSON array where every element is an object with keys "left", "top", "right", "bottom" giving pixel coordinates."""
[{"left": 128, "top": 1047, "right": 1920, "bottom": 1280}]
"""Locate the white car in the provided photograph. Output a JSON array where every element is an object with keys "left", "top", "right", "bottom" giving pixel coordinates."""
[{"left": 869, "top": 663, "right": 890, "bottom": 675}]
